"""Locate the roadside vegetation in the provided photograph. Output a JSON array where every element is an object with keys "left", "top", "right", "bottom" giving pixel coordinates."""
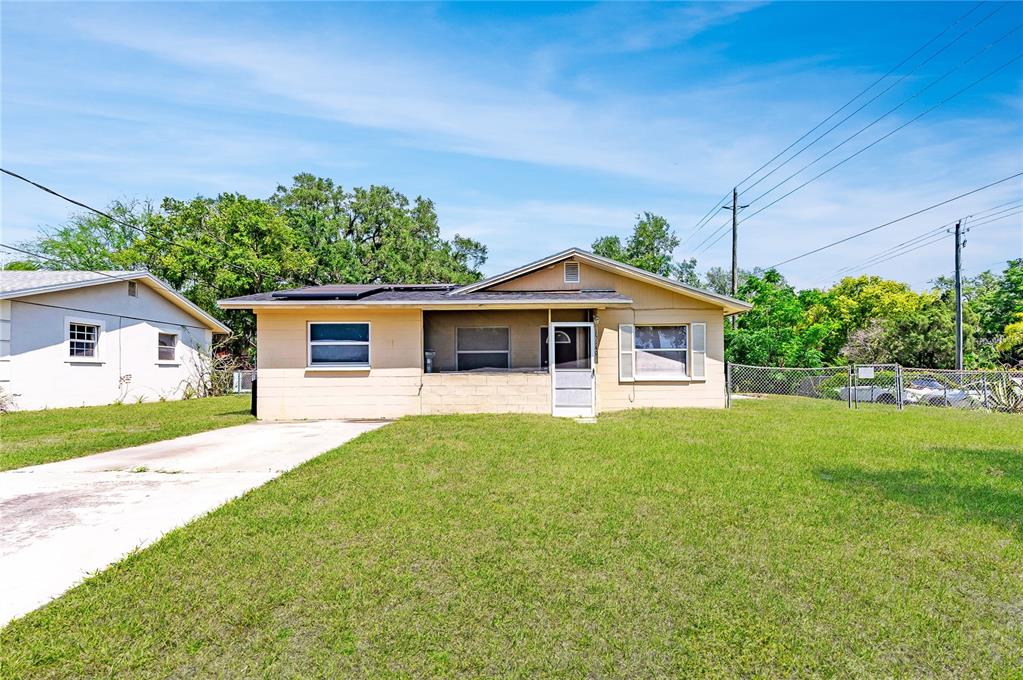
[
  {"left": 2, "top": 398, "right": 1020, "bottom": 676},
  {"left": 0, "top": 395, "right": 251, "bottom": 471}
]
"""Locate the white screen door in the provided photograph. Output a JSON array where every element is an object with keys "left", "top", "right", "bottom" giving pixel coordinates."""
[{"left": 549, "top": 322, "right": 595, "bottom": 417}]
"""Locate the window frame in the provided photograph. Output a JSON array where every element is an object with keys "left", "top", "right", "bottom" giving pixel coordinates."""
[
  {"left": 65, "top": 316, "right": 105, "bottom": 363},
  {"left": 538, "top": 325, "right": 574, "bottom": 369},
  {"left": 633, "top": 323, "right": 690, "bottom": 381},
  {"left": 306, "top": 321, "right": 371, "bottom": 370},
  {"left": 127, "top": 281, "right": 138, "bottom": 297},
  {"left": 455, "top": 326, "right": 510, "bottom": 371},
  {"left": 156, "top": 331, "right": 178, "bottom": 363},
  {"left": 564, "top": 261, "right": 580, "bottom": 284}
]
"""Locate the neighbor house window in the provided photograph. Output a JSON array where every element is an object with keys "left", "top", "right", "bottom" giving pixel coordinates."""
[
  {"left": 68, "top": 322, "right": 100, "bottom": 358},
  {"left": 157, "top": 333, "right": 177, "bottom": 361},
  {"left": 634, "top": 325, "right": 687, "bottom": 378},
  {"left": 456, "top": 327, "right": 509, "bottom": 371},
  {"left": 127, "top": 281, "right": 138, "bottom": 297},
  {"left": 308, "top": 322, "right": 370, "bottom": 367}
]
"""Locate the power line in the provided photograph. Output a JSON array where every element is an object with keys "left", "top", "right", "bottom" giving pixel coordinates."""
[
  {"left": 741, "top": 22, "right": 1022, "bottom": 209},
  {"left": 967, "top": 207, "right": 1023, "bottom": 228},
  {"left": 0, "top": 242, "right": 136, "bottom": 284},
  {"left": 737, "top": 1, "right": 1002, "bottom": 199},
  {"left": 680, "top": 1, "right": 985, "bottom": 244},
  {"left": 694, "top": 44, "right": 1023, "bottom": 255},
  {"left": 1, "top": 167, "right": 254, "bottom": 276},
  {"left": 765, "top": 172, "right": 1023, "bottom": 269},
  {"left": 836, "top": 199, "right": 1023, "bottom": 273},
  {"left": 681, "top": 189, "right": 733, "bottom": 245},
  {"left": 0, "top": 242, "right": 228, "bottom": 333},
  {"left": 841, "top": 213, "right": 1015, "bottom": 274},
  {"left": 692, "top": 51, "right": 1023, "bottom": 255},
  {"left": 851, "top": 213, "right": 1010, "bottom": 274}
]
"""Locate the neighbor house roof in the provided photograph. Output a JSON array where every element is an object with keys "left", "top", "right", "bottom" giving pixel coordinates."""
[
  {"left": 1, "top": 270, "right": 231, "bottom": 334},
  {"left": 217, "top": 247, "right": 752, "bottom": 314}
]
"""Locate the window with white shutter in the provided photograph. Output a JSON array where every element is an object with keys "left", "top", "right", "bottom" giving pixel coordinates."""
[
  {"left": 618, "top": 324, "right": 634, "bottom": 382},
  {"left": 691, "top": 322, "right": 706, "bottom": 379}
]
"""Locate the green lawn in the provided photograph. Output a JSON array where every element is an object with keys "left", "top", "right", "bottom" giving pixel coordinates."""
[
  {"left": 2, "top": 399, "right": 1021, "bottom": 677},
  {"left": 0, "top": 395, "right": 252, "bottom": 470}
]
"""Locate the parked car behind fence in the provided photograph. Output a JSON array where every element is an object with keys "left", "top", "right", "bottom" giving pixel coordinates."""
[{"left": 728, "top": 363, "right": 1023, "bottom": 413}]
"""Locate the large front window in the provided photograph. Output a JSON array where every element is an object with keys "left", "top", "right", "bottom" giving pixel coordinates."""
[
  {"left": 456, "top": 327, "right": 510, "bottom": 370},
  {"left": 634, "top": 325, "right": 687, "bottom": 378},
  {"left": 308, "top": 322, "right": 370, "bottom": 367}
]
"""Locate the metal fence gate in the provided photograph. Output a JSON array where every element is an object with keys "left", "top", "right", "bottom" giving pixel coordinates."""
[
  {"left": 848, "top": 363, "right": 901, "bottom": 410},
  {"left": 727, "top": 362, "right": 1023, "bottom": 413}
]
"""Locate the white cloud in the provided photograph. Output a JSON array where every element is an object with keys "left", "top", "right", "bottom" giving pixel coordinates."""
[{"left": 3, "top": 3, "right": 1020, "bottom": 289}]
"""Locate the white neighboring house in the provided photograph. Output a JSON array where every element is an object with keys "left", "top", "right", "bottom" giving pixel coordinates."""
[{"left": 0, "top": 270, "right": 230, "bottom": 411}]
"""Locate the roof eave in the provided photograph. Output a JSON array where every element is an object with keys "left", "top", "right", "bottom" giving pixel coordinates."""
[
  {"left": 218, "top": 298, "right": 634, "bottom": 311},
  {"left": 0, "top": 271, "right": 150, "bottom": 300}
]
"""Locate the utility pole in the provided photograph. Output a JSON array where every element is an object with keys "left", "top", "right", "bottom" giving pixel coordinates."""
[
  {"left": 719, "top": 189, "right": 748, "bottom": 329},
  {"left": 731, "top": 187, "right": 739, "bottom": 297},
  {"left": 719, "top": 188, "right": 748, "bottom": 298},
  {"left": 953, "top": 219, "right": 964, "bottom": 370}
]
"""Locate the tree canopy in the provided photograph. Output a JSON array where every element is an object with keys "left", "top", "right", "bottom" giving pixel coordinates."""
[{"left": 21, "top": 174, "right": 487, "bottom": 359}]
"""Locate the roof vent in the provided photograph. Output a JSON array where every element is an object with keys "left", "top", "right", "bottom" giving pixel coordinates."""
[{"left": 564, "top": 261, "right": 580, "bottom": 284}]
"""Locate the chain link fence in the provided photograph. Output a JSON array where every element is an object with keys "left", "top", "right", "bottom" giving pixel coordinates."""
[{"left": 727, "top": 363, "right": 1023, "bottom": 413}]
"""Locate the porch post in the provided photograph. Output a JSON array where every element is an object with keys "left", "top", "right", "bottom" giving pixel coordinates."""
[{"left": 547, "top": 308, "right": 552, "bottom": 373}]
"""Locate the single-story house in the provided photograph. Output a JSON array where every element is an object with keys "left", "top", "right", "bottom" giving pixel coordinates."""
[
  {"left": 0, "top": 270, "right": 230, "bottom": 410},
  {"left": 218, "top": 248, "right": 751, "bottom": 420}
]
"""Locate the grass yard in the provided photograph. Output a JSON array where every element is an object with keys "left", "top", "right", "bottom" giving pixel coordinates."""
[
  {"left": 0, "top": 395, "right": 252, "bottom": 471},
  {"left": 2, "top": 398, "right": 1021, "bottom": 677}
]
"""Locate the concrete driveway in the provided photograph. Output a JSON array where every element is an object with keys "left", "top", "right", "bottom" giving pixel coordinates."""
[{"left": 0, "top": 419, "right": 387, "bottom": 625}]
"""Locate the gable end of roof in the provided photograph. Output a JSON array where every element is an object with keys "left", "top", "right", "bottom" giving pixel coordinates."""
[{"left": 452, "top": 248, "right": 752, "bottom": 313}]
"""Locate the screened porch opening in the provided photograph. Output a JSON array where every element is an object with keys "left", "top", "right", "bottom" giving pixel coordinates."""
[{"left": 422, "top": 309, "right": 591, "bottom": 373}]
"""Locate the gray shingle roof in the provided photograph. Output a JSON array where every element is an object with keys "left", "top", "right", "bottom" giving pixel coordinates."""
[
  {"left": 0, "top": 269, "right": 231, "bottom": 333},
  {"left": 0, "top": 270, "right": 137, "bottom": 295},
  {"left": 220, "top": 287, "right": 632, "bottom": 305}
]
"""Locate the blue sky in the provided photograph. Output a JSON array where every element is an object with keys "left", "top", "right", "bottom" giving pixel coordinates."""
[{"left": 2, "top": 1, "right": 1021, "bottom": 289}]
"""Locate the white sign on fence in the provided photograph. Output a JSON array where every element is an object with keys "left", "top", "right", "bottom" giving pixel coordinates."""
[{"left": 857, "top": 366, "right": 875, "bottom": 379}]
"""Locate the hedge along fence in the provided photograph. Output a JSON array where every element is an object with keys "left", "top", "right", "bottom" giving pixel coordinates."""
[{"left": 727, "top": 363, "right": 1023, "bottom": 413}]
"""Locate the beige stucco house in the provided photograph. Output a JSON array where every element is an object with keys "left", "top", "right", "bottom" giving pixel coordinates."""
[{"left": 219, "top": 248, "right": 751, "bottom": 420}]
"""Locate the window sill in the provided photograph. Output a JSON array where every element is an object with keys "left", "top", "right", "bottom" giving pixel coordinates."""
[
  {"left": 65, "top": 359, "right": 104, "bottom": 365},
  {"left": 155, "top": 361, "right": 181, "bottom": 366},
  {"left": 633, "top": 375, "right": 706, "bottom": 383},
  {"left": 305, "top": 365, "right": 371, "bottom": 372}
]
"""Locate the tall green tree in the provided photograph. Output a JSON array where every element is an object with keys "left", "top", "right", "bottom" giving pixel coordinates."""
[
  {"left": 271, "top": 174, "right": 486, "bottom": 285},
  {"left": 127, "top": 193, "right": 315, "bottom": 357},
  {"left": 592, "top": 212, "right": 680, "bottom": 278},
  {"left": 19, "top": 174, "right": 490, "bottom": 360},
  {"left": 25, "top": 200, "right": 154, "bottom": 270},
  {"left": 725, "top": 270, "right": 836, "bottom": 367},
  {"left": 805, "top": 275, "right": 921, "bottom": 363},
  {"left": 703, "top": 265, "right": 783, "bottom": 296}
]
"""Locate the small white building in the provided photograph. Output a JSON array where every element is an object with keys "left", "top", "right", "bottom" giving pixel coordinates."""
[{"left": 0, "top": 270, "right": 230, "bottom": 411}]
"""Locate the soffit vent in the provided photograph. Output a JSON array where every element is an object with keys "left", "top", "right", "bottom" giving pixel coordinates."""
[{"left": 564, "top": 261, "right": 580, "bottom": 284}]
